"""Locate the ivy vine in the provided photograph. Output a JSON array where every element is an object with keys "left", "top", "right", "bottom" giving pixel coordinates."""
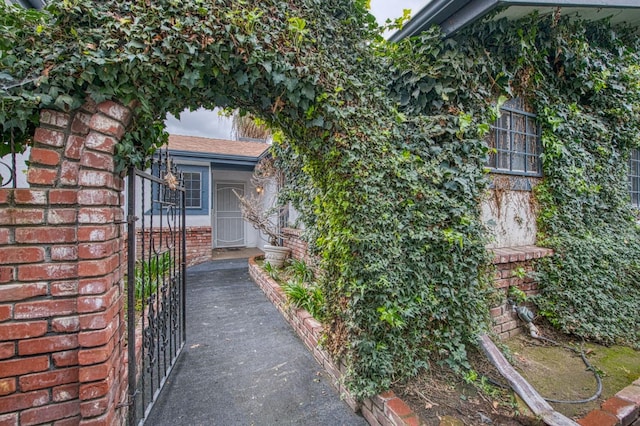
[
  {"left": 2, "top": 0, "right": 639, "bottom": 400},
  {"left": 388, "top": 13, "right": 640, "bottom": 350}
]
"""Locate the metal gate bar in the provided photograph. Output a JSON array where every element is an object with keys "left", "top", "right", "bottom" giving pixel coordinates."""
[{"left": 127, "top": 151, "right": 186, "bottom": 425}]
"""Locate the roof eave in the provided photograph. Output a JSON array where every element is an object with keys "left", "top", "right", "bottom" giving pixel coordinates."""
[
  {"left": 389, "top": 0, "right": 476, "bottom": 41},
  {"left": 168, "top": 149, "right": 262, "bottom": 165},
  {"left": 389, "top": 0, "right": 640, "bottom": 40}
]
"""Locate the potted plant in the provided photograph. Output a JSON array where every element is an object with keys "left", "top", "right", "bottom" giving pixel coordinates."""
[{"left": 233, "top": 157, "right": 291, "bottom": 268}]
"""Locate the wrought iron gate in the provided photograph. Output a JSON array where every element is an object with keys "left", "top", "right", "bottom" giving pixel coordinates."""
[{"left": 126, "top": 151, "right": 186, "bottom": 425}]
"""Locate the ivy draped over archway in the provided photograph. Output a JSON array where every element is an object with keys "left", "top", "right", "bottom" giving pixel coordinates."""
[
  {"left": 2, "top": 0, "right": 494, "bottom": 397},
  {"left": 4, "top": 0, "right": 639, "bottom": 399}
]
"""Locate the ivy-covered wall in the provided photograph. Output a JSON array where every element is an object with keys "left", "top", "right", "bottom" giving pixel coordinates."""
[
  {"left": 2, "top": 1, "right": 639, "bottom": 401},
  {"left": 388, "top": 13, "right": 640, "bottom": 350}
]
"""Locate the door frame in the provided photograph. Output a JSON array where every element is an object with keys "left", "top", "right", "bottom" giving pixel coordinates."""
[{"left": 213, "top": 180, "right": 246, "bottom": 248}]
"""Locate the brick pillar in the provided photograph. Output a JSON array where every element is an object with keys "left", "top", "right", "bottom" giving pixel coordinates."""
[{"left": 0, "top": 99, "right": 132, "bottom": 425}]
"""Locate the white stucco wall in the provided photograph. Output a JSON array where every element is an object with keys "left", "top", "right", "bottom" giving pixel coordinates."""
[
  {"left": 482, "top": 187, "right": 537, "bottom": 248},
  {"left": 1, "top": 148, "right": 30, "bottom": 188}
]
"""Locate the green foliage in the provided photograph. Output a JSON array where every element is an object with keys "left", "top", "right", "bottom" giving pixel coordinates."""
[
  {"left": 439, "top": 14, "right": 640, "bottom": 347},
  {"left": 135, "top": 251, "right": 171, "bottom": 301},
  {"left": 281, "top": 259, "right": 325, "bottom": 321},
  {"left": 534, "top": 233, "right": 640, "bottom": 347},
  {"left": 507, "top": 286, "right": 527, "bottom": 305},
  {"left": 5, "top": 0, "right": 639, "bottom": 400},
  {"left": 384, "top": 9, "right": 640, "bottom": 382},
  {"left": 5, "top": 0, "right": 490, "bottom": 399},
  {"left": 263, "top": 261, "right": 279, "bottom": 281},
  {"left": 285, "top": 258, "right": 315, "bottom": 283},
  {"left": 281, "top": 279, "right": 326, "bottom": 322}
]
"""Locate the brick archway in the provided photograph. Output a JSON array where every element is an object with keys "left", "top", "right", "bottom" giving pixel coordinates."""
[{"left": 0, "top": 99, "right": 133, "bottom": 425}]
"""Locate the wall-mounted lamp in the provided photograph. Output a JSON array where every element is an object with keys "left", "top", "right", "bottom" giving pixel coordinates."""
[{"left": 255, "top": 186, "right": 263, "bottom": 194}]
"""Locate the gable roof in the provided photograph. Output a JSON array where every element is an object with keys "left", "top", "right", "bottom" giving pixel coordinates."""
[
  {"left": 167, "top": 134, "right": 270, "bottom": 171},
  {"left": 168, "top": 134, "right": 269, "bottom": 158},
  {"left": 389, "top": 0, "right": 640, "bottom": 40}
]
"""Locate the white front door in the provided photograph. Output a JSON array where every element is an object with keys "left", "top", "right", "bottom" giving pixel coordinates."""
[{"left": 214, "top": 182, "right": 245, "bottom": 248}]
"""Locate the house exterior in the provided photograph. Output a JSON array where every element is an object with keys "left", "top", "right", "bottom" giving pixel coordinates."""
[
  {"left": 162, "top": 134, "right": 271, "bottom": 262},
  {"left": 0, "top": 134, "right": 272, "bottom": 265},
  {"left": 390, "top": 0, "right": 640, "bottom": 339},
  {"left": 392, "top": 0, "right": 640, "bottom": 249},
  {"left": 390, "top": 0, "right": 640, "bottom": 40}
]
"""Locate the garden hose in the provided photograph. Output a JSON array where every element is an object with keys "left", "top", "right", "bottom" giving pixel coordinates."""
[
  {"left": 485, "top": 303, "right": 603, "bottom": 405},
  {"left": 529, "top": 334, "right": 603, "bottom": 404}
]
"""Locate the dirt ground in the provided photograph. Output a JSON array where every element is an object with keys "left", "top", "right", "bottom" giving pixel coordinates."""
[
  {"left": 505, "top": 325, "right": 640, "bottom": 420},
  {"left": 393, "top": 323, "right": 640, "bottom": 425},
  {"left": 393, "top": 348, "right": 540, "bottom": 426}
]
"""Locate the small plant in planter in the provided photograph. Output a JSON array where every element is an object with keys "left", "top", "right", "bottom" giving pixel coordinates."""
[{"left": 233, "top": 156, "right": 291, "bottom": 268}]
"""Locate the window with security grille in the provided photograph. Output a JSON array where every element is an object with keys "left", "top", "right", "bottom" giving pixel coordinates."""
[
  {"left": 487, "top": 98, "right": 542, "bottom": 176},
  {"left": 629, "top": 149, "right": 640, "bottom": 209}
]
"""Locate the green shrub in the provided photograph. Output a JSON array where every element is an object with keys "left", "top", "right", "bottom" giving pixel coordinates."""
[
  {"left": 135, "top": 251, "right": 171, "bottom": 301},
  {"left": 281, "top": 279, "right": 326, "bottom": 322}
]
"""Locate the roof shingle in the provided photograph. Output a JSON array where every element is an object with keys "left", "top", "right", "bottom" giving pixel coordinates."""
[{"left": 168, "top": 134, "right": 269, "bottom": 158}]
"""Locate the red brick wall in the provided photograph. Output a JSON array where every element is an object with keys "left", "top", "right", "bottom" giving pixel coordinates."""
[
  {"left": 127, "top": 226, "right": 211, "bottom": 267},
  {"left": 490, "top": 246, "right": 553, "bottom": 339},
  {"left": 184, "top": 227, "right": 212, "bottom": 266},
  {"left": 0, "top": 101, "right": 131, "bottom": 425},
  {"left": 282, "top": 227, "right": 309, "bottom": 262}
]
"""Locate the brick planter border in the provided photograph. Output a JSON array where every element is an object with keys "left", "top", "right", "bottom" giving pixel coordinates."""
[{"left": 270, "top": 234, "right": 640, "bottom": 426}]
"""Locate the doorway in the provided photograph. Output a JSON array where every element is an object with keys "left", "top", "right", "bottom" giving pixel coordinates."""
[{"left": 214, "top": 182, "right": 246, "bottom": 248}]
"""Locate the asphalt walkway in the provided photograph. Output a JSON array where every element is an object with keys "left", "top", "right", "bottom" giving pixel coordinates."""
[{"left": 145, "top": 258, "right": 367, "bottom": 426}]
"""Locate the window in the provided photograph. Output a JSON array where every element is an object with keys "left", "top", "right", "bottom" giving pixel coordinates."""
[
  {"left": 177, "top": 165, "right": 209, "bottom": 215},
  {"left": 182, "top": 171, "right": 202, "bottom": 209},
  {"left": 487, "top": 98, "right": 542, "bottom": 176},
  {"left": 150, "top": 164, "right": 209, "bottom": 215},
  {"left": 630, "top": 149, "right": 640, "bottom": 209}
]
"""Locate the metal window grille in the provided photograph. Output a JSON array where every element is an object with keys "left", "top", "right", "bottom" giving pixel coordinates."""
[
  {"left": 629, "top": 149, "right": 640, "bottom": 208},
  {"left": 487, "top": 98, "right": 542, "bottom": 177}
]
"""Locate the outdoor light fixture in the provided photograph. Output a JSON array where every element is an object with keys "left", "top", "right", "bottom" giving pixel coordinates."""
[{"left": 256, "top": 186, "right": 263, "bottom": 194}]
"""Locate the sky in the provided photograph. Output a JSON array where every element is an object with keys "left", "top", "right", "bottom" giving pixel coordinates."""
[{"left": 164, "top": 0, "right": 431, "bottom": 139}]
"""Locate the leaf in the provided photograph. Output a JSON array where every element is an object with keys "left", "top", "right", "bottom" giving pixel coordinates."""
[
  {"left": 235, "top": 71, "right": 248, "bottom": 86},
  {"left": 128, "top": 40, "right": 145, "bottom": 49},
  {"left": 309, "top": 116, "right": 324, "bottom": 127},
  {"left": 180, "top": 69, "right": 200, "bottom": 89}
]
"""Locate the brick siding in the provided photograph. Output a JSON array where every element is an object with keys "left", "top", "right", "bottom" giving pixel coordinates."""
[
  {"left": 282, "top": 228, "right": 308, "bottom": 262},
  {"left": 0, "top": 101, "right": 131, "bottom": 425},
  {"left": 125, "top": 226, "right": 212, "bottom": 267},
  {"left": 183, "top": 227, "right": 212, "bottom": 266},
  {"left": 489, "top": 246, "right": 553, "bottom": 339}
]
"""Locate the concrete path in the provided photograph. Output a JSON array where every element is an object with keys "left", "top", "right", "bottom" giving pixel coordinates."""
[{"left": 145, "top": 259, "right": 367, "bottom": 426}]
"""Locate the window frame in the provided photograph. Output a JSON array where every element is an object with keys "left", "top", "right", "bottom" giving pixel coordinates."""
[
  {"left": 629, "top": 149, "right": 640, "bottom": 209},
  {"left": 176, "top": 164, "right": 209, "bottom": 215},
  {"left": 149, "top": 164, "right": 209, "bottom": 216},
  {"left": 487, "top": 99, "right": 543, "bottom": 177}
]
